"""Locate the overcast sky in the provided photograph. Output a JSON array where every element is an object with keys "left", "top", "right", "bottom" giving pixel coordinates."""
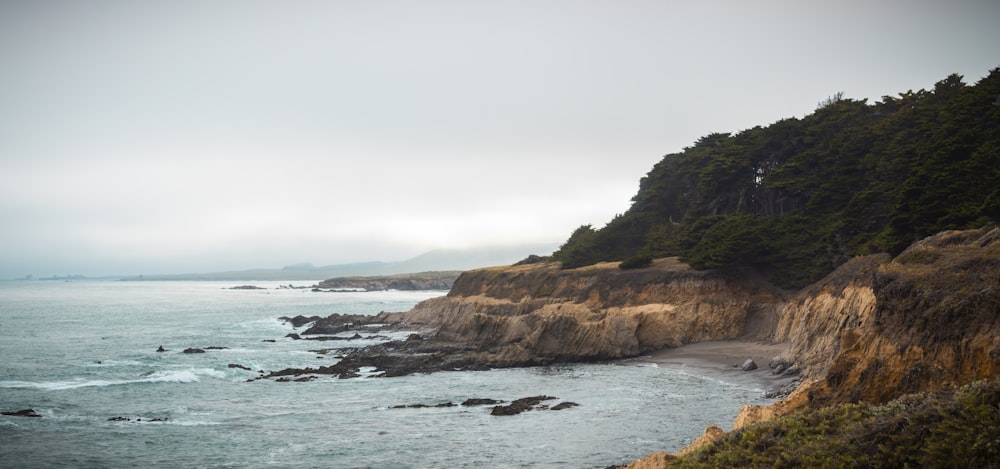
[{"left": 1, "top": 1, "right": 998, "bottom": 278}]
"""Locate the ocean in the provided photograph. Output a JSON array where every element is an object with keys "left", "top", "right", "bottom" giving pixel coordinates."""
[{"left": 0, "top": 280, "right": 770, "bottom": 468}]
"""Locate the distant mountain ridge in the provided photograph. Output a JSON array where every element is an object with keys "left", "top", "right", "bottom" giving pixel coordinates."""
[{"left": 119, "top": 244, "right": 558, "bottom": 281}]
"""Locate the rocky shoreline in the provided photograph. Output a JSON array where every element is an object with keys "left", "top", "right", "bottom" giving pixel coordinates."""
[
  {"left": 256, "top": 228, "right": 999, "bottom": 467},
  {"left": 264, "top": 313, "right": 561, "bottom": 380}
]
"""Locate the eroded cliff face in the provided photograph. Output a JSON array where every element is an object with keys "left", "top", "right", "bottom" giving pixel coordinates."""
[
  {"left": 734, "top": 227, "right": 1000, "bottom": 428},
  {"left": 771, "top": 254, "right": 887, "bottom": 379},
  {"left": 388, "top": 228, "right": 999, "bottom": 419},
  {"left": 806, "top": 228, "right": 1000, "bottom": 405},
  {"left": 397, "top": 258, "right": 785, "bottom": 364},
  {"left": 617, "top": 228, "right": 1000, "bottom": 467}
]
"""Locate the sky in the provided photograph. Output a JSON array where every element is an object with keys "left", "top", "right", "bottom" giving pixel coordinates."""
[{"left": 1, "top": 1, "right": 999, "bottom": 279}]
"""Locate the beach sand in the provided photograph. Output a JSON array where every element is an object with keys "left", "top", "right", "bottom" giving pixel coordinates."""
[{"left": 642, "top": 340, "right": 800, "bottom": 393}]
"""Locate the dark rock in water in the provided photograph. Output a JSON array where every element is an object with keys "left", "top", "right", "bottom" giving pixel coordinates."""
[
  {"left": 156, "top": 345, "right": 167, "bottom": 352},
  {"left": 285, "top": 333, "right": 302, "bottom": 340},
  {"left": 262, "top": 339, "right": 276, "bottom": 343},
  {"left": 108, "top": 415, "right": 168, "bottom": 422},
  {"left": 229, "top": 285, "right": 266, "bottom": 290},
  {"left": 406, "top": 333, "right": 423, "bottom": 342},
  {"left": 275, "top": 375, "right": 320, "bottom": 382},
  {"left": 279, "top": 315, "right": 323, "bottom": 328},
  {"left": 302, "top": 333, "right": 375, "bottom": 341},
  {"left": 2, "top": 409, "right": 42, "bottom": 418},
  {"left": 228, "top": 364, "right": 252, "bottom": 371},
  {"left": 180, "top": 346, "right": 225, "bottom": 353},
  {"left": 394, "top": 402, "right": 456, "bottom": 408},
  {"left": 261, "top": 336, "right": 547, "bottom": 382},
  {"left": 462, "top": 398, "right": 501, "bottom": 406},
  {"left": 300, "top": 313, "right": 381, "bottom": 335},
  {"left": 742, "top": 358, "right": 758, "bottom": 371},
  {"left": 550, "top": 402, "right": 579, "bottom": 411},
  {"left": 491, "top": 396, "right": 557, "bottom": 416}
]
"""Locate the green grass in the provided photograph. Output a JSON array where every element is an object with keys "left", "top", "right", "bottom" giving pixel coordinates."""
[{"left": 670, "top": 379, "right": 1000, "bottom": 468}]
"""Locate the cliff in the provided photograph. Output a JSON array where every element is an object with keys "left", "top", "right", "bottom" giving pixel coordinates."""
[
  {"left": 282, "top": 228, "right": 999, "bottom": 466},
  {"left": 625, "top": 226, "right": 1000, "bottom": 466},
  {"left": 396, "top": 258, "right": 785, "bottom": 365},
  {"left": 377, "top": 228, "right": 1000, "bottom": 467},
  {"left": 777, "top": 228, "right": 1000, "bottom": 405}
]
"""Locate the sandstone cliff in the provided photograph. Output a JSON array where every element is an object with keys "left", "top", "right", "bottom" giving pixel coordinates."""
[
  {"left": 396, "top": 258, "right": 785, "bottom": 365},
  {"left": 616, "top": 227, "right": 1000, "bottom": 467},
  {"left": 784, "top": 228, "right": 1000, "bottom": 405}
]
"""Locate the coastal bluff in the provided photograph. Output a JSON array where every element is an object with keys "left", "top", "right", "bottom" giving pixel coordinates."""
[
  {"left": 277, "top": 227, "right": 1000, "bottom": 466},
  {"left": 624, "top": 226, "right": 1000, "bottom": 467},
  {"left": 390, "top": 227, "right": 1000, "bottom": 466},
  {"left": 744, "top": 227, "right": 1000, "bottom": 413},
  {"left": 396, "top": 257, "right": 786, "bottom": 365}
]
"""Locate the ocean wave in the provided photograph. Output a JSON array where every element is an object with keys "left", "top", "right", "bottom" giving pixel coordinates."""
[{"left": 0, "top": 369, "right": 204, "bottom": 391}]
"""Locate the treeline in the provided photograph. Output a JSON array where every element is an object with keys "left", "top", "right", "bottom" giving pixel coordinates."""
[{"left": 554, "top": 69, "right": 1000, "bottom": 288}]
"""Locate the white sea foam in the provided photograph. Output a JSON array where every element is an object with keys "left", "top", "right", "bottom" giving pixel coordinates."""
[
  {"left": 0, "top": 369, "right": 204, "bottom": 390},
  {"left": 144, "top": 370, "right": 202, "bottom": 383}
]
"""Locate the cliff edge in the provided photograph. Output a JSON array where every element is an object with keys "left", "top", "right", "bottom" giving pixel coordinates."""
[
  {"left": 624, "top": 226, "right": 1000, "bottom": 466},
  {"left": 398, "top": 257, "right": 786, "bottom": 366}
]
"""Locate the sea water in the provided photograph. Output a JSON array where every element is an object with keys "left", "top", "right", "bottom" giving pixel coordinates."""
[{"left": 0, "top": 280, "right": 770, "bottom": 468}]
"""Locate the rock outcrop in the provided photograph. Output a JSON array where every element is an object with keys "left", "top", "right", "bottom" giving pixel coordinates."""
[
  {"left": 398, "top": 258, "right": 785, "bottom": 366},
  {"left": 733, "top": 227, "right": 1000, "bottom": 428},
  {"left": 264, "top": 258, "right": 786, "bottom": 379},
  {"left": 619, "top": 227, "right": 1000, "bottom": 466}
]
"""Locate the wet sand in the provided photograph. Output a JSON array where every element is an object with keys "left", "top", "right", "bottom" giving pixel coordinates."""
[{"left": 643, "top": 340, "right": 800, "bottom": 393}]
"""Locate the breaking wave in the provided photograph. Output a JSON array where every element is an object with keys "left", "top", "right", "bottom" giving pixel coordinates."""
[{"left": 0, "top": 369, "right": 204, "bottom": 391}]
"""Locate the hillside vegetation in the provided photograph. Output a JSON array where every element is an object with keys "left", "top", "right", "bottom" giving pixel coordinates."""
[
  {"left": 667, "top": 379, "right": 1000, "bottom": 468},
  {"left": 554, "top": 69, "right": 1000, "bottom": 288}
]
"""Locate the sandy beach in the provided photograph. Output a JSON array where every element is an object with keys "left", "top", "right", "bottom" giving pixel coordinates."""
[{"left": 641, "top": 340, "right": 800, "bottom": 393}]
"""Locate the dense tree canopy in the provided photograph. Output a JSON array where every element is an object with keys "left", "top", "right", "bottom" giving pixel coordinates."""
[{"left": 553, "top": 69, "right": 1000, "bottom": 288}]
